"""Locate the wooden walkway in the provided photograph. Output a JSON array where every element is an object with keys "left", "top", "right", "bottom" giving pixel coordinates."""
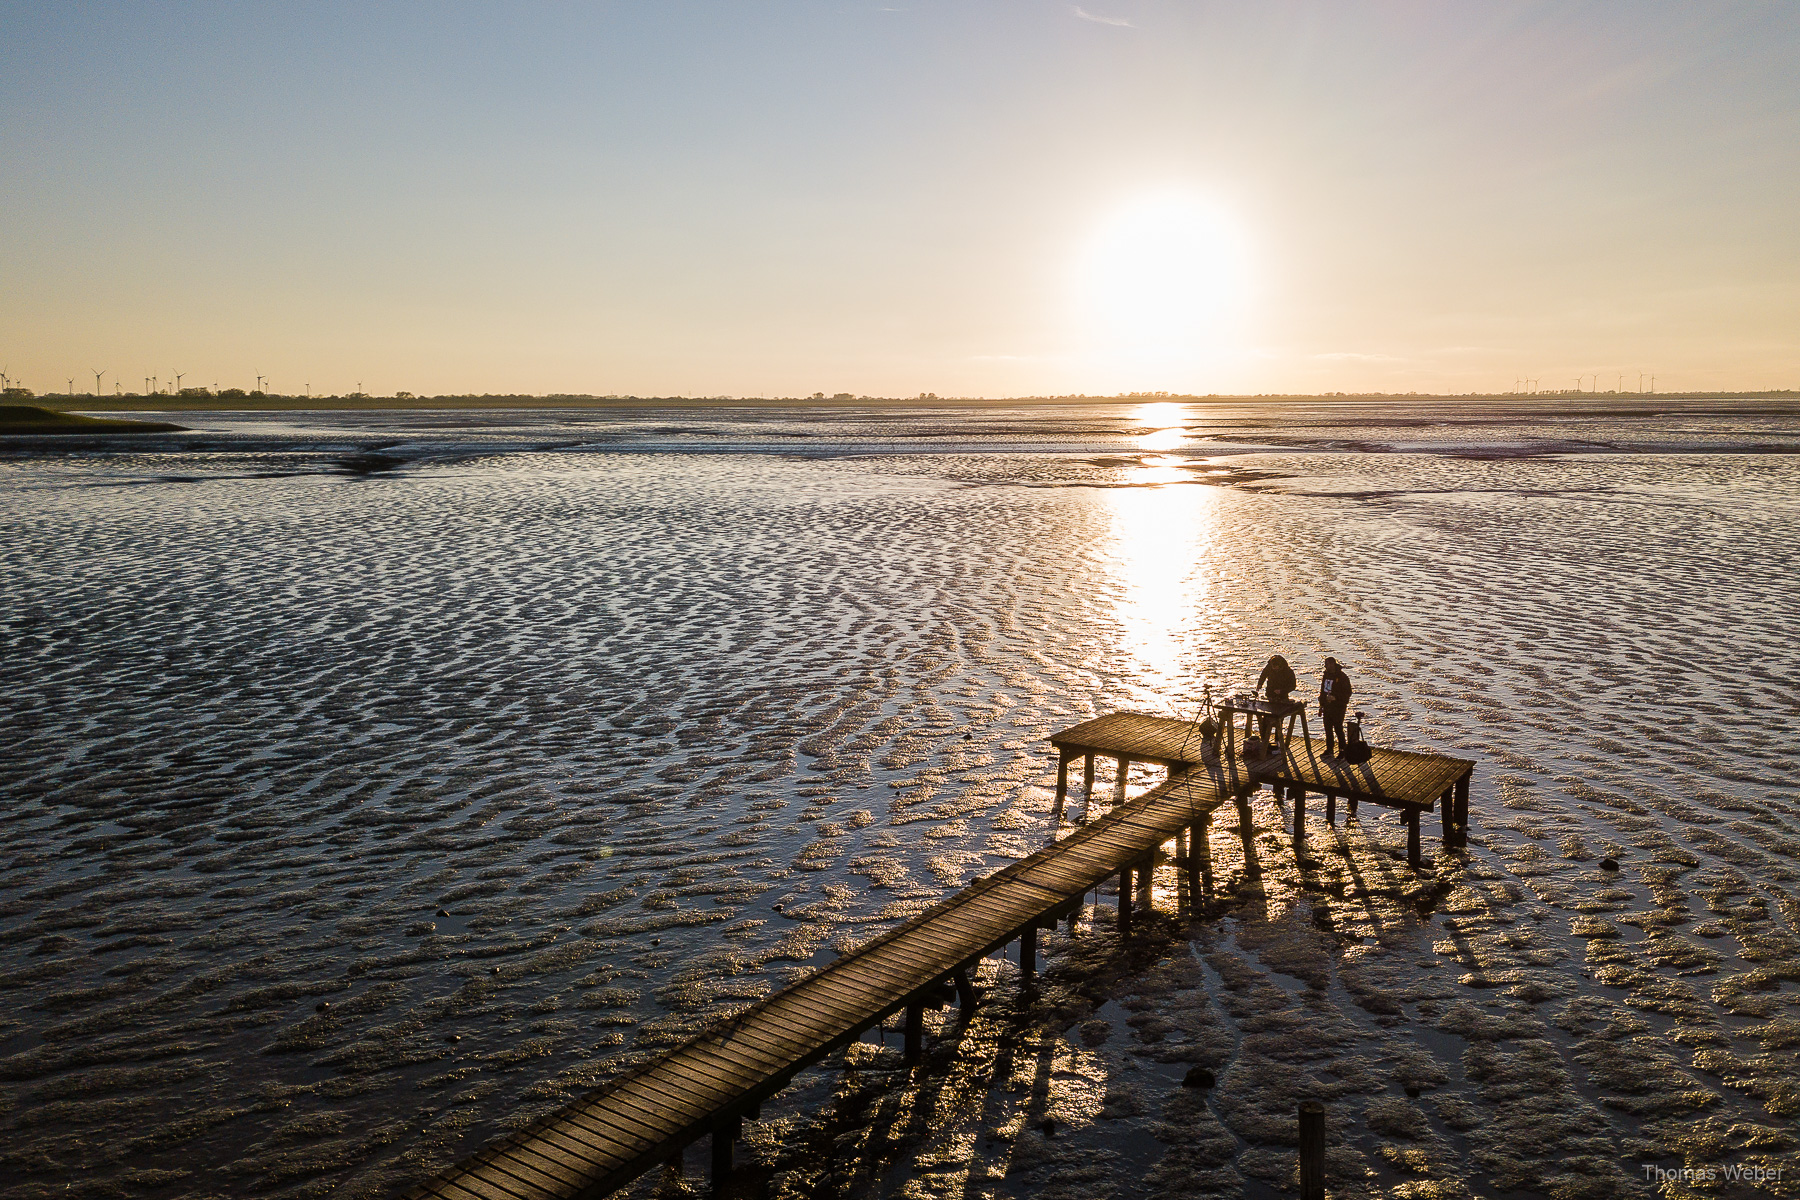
[{"left": 404, "top": 713, "right": 1475, "bottom": 1200}]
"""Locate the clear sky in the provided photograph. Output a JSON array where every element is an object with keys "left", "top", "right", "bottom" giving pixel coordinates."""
[{"left": 3, "top": 1, "right": 1797, "bottom": 398}]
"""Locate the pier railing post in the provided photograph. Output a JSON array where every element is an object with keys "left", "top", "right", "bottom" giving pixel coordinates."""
[{"left": 1298, "top": 1100, "right": 1324, "bottom": 1200}]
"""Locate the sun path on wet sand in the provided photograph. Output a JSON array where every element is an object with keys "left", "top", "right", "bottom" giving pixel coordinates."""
[{"left": 404, "top": 712, "right": 1475, "bottom": 1200}]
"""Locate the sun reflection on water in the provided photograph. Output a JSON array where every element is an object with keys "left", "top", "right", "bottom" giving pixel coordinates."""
[
  {"left": 1133, "top": 401, "right": 1191, "bottom": 454},
  {"left": 1102, "top": 474, "right": 1223, "bottom": 702}
]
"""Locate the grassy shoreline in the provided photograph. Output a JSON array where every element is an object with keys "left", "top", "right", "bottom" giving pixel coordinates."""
[{"left": 0, "top": 405, "right": 186, "bottom": 433}]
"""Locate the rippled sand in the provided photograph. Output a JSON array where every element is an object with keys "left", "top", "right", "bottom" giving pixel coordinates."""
[{"left": 3, "top": 399, "right": 1797, "bottom": 1199}]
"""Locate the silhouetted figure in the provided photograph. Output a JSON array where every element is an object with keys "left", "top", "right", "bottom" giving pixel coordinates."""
[
  {"left": 1255, "top": 654, "right": 1296, "bottom": 741},
  {"left": 1319, "top": 656, "right": 1353, "bottom": 757}
]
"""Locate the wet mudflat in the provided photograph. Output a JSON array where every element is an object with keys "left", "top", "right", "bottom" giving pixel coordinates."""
[{"left": 3, "top": 400, "right": 1797, "bottom": 1199}]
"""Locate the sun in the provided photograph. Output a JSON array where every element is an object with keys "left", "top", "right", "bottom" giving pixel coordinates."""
[{"left": 1077, "top": 193, "right": 1251, "bottom": 347}]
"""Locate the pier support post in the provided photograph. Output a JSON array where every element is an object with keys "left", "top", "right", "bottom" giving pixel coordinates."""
[
  {"left": 904, "top": 1002, "right": 923, "bottom": 1065},
  {"left": 712, "top": 1114, "right": 740, "bottom": 1197},
  {"left": 1118, "top": 866, "right": 1133, "bottom": 934},
  {"left": 1348, "top": 793, "right": 1358, "bottom": 819},
  {"left": 1083, "top": 753, "right": 1096, "bottom": 807},
  {"left": 953, "top": 968, "right": 977, "bottom": 1011},
  {"left": 1293, "top": 787, "right": 1306, "bottom": 846},
  {"left": 1455, "top": 773, "right": 1471, "bottom": 848},
  {"left": 1440, "top": 786, "right": 1455, "bottom": 846},
  {"left": 1188, "top": 818, "right": 1205, "bottom": 898},
  {"left": 1407, "top": 807, "right": 1421, "bottom": 867},
  {"left": 1020, "top": 925, "right": 1036, "bottom": 985},
  {"left": 1053, "top": 751, "right": 1073, "bottom": 823},
  {"left": 1115, "top": 756, "right": 1130, "bottom": 802},
  {"left": 1325, "top": 790, "right": 1336, "bottom": 827},
  {"left": 1298, "top": 1100, "right": 1325, "bottom": 1200}
]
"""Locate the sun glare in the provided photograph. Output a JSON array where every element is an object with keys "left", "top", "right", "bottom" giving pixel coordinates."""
[{"left": 1077, "top": 193, "right": 1251, "bottom": 349}]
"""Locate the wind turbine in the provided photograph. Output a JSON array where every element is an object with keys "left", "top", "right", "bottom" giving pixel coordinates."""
[
  {"left": 172, "top": 371, "right": 185, "bottom": 395},
  {"left": 255, "top": 375, "right": 265, "bottom": 393},
  {"left": 67, "top": 378, "right": 75, "bottom": 395},
  {"left": 92, "top": 369, "right": 105, "bottom": 396}
]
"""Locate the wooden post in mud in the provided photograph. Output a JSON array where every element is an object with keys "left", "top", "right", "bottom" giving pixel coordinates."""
[
  {"left": 1020, "top": 925, "right": 1036, "bottom": 984},
  {"left": 904, "top": 1001, "right": 923, "bottom": 1065},
  {"left": 1115, "top": 755, "right": 1130, "bottom": 802},
  {"left": 1117, "top": 866, "right": 1133, "bottom": 934},
  {"left": 1325, "top": 790, "right": 1336, "bottom": 827},
  {"left": 712, "top": 1114, "right": 740, "bottom": 1196},
  {"left": 1083, "top": 753, "right": 1096, "bottom": 818},
  {"left": 1292, "top": 786, "right": 1306, "bottom": 845},
  {"left": 1454, "top": 772, "right": 1471, "bottom": 848},
  {"left": 1439, "top": 785, "right": 1455, "bottom": 846},
  {"left": 1297, "top": 1100, "right": 1325, "bottom": 1200},
  {"left": 1406, "top": 807, "right": 1421, "bottom": 867}
]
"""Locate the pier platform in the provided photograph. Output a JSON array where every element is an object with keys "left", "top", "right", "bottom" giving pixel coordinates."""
[
  {"left": 1051, "top": 711, "right": 1474, "bottom": 861},
  {"left": 404, "top": 712, "right": 1474, "bottom": 1200}
]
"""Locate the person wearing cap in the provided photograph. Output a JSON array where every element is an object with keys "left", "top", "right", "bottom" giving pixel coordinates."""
[{"left": 1319, "top": 657, "right": 1353, "bottom": 758}]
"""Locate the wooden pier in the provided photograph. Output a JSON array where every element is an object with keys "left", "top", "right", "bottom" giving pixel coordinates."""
[{"left": 404, "top": 713, "right": 1474, "bottom": 1200}]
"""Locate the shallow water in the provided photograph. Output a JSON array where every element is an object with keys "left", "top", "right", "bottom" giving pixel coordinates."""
[{"left": 3, "top": 399, "right": 1797, "bottom": 1200}]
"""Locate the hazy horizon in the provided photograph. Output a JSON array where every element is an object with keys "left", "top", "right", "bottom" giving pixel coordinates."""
[{"left": 4, "top": 2, "right": 1797, "bottom": 398}]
